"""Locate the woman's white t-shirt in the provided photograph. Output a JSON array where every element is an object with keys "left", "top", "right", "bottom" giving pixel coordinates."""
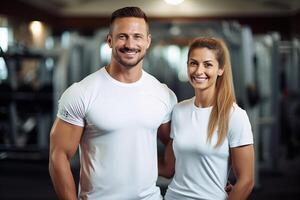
[{"left": 165, "top": 97, "right": 253, "bottom": 200}]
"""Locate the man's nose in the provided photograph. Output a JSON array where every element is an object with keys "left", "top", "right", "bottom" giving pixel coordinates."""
[{"left": 124, "top": 37, "right": 135, "bottom": 48}]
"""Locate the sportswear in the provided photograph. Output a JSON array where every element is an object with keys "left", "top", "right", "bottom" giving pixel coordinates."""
[
  {"left": 57, "top": 67, "right": 177, "bottom": 200},
  {"left": 165, "top": 97, "right": 253, "bottom": 200}
]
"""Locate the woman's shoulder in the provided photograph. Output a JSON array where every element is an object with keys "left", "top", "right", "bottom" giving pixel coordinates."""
[
  {"left": 175, "top": 97, "right": 194, "bottom": 109},
  {"left": 171, "top": 97, "right": 194, "bottom": 116},
  {"left": 231, "top": 103, "right": 246, "bottom": 114},
  {"left": 228, "top": 103, "right": 253, "bottom": 146},
  {"left": 230, "top": 103, "right": 250, "bottom": 123}
]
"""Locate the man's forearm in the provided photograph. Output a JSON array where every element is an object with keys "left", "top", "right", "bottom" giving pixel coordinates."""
[
  {"left": 49, "top": 155, "right": 78, "bottom": 200},
  {"left": 158, "top": 156, "right": 169, "bottom": 178},
  {"left": 158, "top": 141, "right": 175, "bottom": 179}
]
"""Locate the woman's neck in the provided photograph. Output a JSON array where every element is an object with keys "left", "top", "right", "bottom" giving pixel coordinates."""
[{"left": 194, "top": 88, "right": 216, "bottom": 108}]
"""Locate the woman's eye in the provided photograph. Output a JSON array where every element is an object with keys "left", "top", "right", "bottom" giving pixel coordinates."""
[
  {"left": 189, "top": 61, "right": 197, "bottom": 66},
  {"left": 204, "top": 63, "right": 212, "bottom": 68}
]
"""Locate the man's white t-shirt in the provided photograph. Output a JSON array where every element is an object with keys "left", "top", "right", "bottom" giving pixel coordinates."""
[
  {"left": 165, "top": 97, "right": 253, "bottom": 200},
  {"left": 57, "top": 67, "right": 177, "bottom": 200}
]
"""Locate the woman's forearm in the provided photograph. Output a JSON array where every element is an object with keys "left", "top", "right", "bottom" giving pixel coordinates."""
[{"left": 228, "top": 178, "right": 254, "bottom": 200}]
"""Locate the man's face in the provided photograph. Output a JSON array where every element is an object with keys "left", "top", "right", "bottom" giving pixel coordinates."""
[{"left": 107, "top": 17, "right": 151, "bottom": 68}]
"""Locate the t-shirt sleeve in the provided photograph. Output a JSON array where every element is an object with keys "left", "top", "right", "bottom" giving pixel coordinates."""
[
  {"left": 169, "top": 104, "right": 179, "bottom": 139},
  {"left": 57, "top": 83, "right": 86, "bottom": 127},
  {"left": 228, "top": 107, "right": 254, "bottom": 148},
  {"left": 162, "top": 87, "right": 178, "bottom": 124}
]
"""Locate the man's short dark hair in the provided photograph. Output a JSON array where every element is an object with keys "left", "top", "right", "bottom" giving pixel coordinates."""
[{"left": 109, "top": 7, "right": 149, "bottom": 34}]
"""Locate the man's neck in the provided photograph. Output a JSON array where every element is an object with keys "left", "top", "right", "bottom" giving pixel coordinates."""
[{"left": 105, "top": 63, "right": 143, "bottom": 83}]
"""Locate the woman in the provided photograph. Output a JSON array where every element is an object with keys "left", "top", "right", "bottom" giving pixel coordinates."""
[{"left": 159, "top": 37, "right": 255, "bottom": 200}]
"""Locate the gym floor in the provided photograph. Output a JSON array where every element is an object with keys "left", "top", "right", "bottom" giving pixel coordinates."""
[{"left": 0, "top": 154, "right": 300, "bottom": 200}]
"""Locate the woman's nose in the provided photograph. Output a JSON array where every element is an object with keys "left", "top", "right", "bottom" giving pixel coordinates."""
[{"left": 195, "top": 65, "right": 204, "bottom": 74}]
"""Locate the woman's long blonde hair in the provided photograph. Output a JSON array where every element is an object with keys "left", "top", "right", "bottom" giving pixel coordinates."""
[{"left": 188, "top": 37, "right": 236, "bottom": 147}]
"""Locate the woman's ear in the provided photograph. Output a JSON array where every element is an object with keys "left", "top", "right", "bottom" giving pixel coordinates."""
[{"left": 218, "top": 68, "right": 224, "bottom": 76}]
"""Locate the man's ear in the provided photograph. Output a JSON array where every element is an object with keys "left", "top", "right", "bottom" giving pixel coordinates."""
[
  {"left": 146, "top": 34, "right": 152, "bottom": 49},
  {"left": 107, "top": 34, "right": 112, "bottom": 48}
]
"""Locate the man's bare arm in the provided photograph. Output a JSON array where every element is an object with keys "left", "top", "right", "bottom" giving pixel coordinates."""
[
  {"left": 49, "top": 118, "right": 84, "bottom": 200},
  {"left": 157, "top": 122, "right": 175, "bottom": 178}
]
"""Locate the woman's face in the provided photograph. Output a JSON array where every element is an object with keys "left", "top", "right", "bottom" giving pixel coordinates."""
[{"left": 187, "top": 47, "right": 224, "bottom": 92}]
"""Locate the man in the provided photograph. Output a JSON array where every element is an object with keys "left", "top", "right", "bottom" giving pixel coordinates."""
[{"left": 49, "top": 7, "right": 177, "bottom": 200}]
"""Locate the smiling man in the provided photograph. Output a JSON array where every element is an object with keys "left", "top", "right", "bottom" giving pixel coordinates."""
[
  {"left": 48, "top": 7, "right": 177, "bottom": 200},
  {"left": 108, "top": 16, "right": 150, "bottom": 70}
]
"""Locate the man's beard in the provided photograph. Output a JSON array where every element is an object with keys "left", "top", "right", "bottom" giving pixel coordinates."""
[{"left": 113, "top": 47, "right": 145, "bottom": 68}]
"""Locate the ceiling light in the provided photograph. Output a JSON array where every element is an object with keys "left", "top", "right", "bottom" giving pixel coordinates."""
[
  {"left": 164, "top": 0, "right": 185, "bottom": 5},
  {"left": 29, "top": 21, "right": 43, "bottom": 36}
]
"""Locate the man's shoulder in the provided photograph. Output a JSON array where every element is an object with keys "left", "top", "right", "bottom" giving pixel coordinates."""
[
  {"left": 79, "top": 68, "right": 104, "bottom": 85},
  {"left": 143, "top": 71, "right": 172, "bottom": 92},
  {"left": 143, "top": 70, "right": 161, "bottom": 84},
  {"left": 72, "top": 67, "right": 108, "bottom": 94},
  {"left": 143, "top": 71, "right": 177, "bottom": 106},
  {"left": 62, "top": 68, "right": 104, "bottom": 99}
]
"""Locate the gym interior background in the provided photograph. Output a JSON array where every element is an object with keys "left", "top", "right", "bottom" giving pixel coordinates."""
[{"left": 0, "top": 0, "right": 299, "bottom": 199}]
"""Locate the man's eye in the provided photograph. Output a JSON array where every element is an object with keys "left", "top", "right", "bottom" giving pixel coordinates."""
[{"left": 134, "top": 35, "right": 143, "bottom": 39}]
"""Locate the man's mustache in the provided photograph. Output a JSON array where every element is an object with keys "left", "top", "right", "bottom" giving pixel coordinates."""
[{"left": 119, "top": 47, "right": 140, "bottom": 53}]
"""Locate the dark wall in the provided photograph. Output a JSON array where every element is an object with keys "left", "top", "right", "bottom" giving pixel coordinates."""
[
  {"left": 1, "top": 0, "right": 56, "bottom": 23},
  {"left": 290, "top": 10, "right": 300, "bottom": 38},
  {"left": 50, "top": 14, "right": 297, "bottom": 39},
  {"left": 1, "top": 1, "right": 299, "bottom": 39}
]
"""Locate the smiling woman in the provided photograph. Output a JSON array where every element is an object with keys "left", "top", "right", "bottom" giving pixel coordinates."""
[
  {"left": 159, "top": 37, "right": 255, "bottom": 200},
  {"left": 187, "top": 47, "right": 224, "bottom": 100}
]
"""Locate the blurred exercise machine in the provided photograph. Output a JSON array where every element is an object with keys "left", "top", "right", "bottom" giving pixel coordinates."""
[{"left": 0, "top": 44, "right": 66, "bottom": 160}]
